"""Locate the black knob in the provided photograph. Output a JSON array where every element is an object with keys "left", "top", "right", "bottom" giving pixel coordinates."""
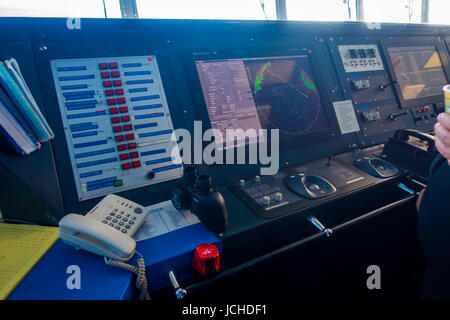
[
  {"left": 197, "top": 175, "right": 212, "bottom": 193},
  {"left": 182, "top": 166, "right": 198, "bottom": 185},
  {"left": 147, "top": 171, "right": 155, "bottom": 179}
]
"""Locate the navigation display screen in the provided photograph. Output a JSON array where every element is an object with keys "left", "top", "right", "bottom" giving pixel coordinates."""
[
  {"left": 195, "top": 54, "right": 331, "bottom": 145},
  {"left": 387, "top": 46, "right": 448, "bottom": 101}
]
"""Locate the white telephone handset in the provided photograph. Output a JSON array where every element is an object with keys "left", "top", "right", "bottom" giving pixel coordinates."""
[{"left": 59, "top": 214, "right": 136, "bottom": 261}]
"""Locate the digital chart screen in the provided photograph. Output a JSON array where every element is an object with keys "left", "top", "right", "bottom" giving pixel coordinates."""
[
  {"left": 195, "top": 54, "right": 330, "bottom": 145},
  {"left": 387, "top": 46, "right": 448, "bottom": 101}
]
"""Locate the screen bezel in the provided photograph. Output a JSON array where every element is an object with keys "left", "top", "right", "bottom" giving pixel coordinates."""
[
  {"left": 182, "top": 45, "right": 342, "bottom": 151},
  {"left": 381, "top": 39, "right": 450, "bottom": 108}
]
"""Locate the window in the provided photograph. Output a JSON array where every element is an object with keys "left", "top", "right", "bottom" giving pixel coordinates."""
[
  {"left": 0, "top": 0, "right": 121, "bottom": 18},
  {"left": 286, "top": 0, "right": 356, "bottom": 22},
  {"left": 429, "top": 0, "right": 450, "bottom": 25},
  {"left": 136, "top": 0, "right": 276, "bottom": 20},
  {"left": 363, "top": 0, "right": 421, "bottom": 24}
]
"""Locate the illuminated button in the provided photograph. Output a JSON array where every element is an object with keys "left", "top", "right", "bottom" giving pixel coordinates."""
[
  {"left": 120, "top": 153, "right": 129, "bottom": 160},
  {"left": 122, "top": 163, "right": 131, "bottom": 170},
  {"left": 117, "top": 97, "right": 126, "bottom": 104},
  {"left": 109, "top": 107, "right": 119, "bottom": 114},
  {"left": 132, "top": 161, "right": 141, "bottom": 168},
  {"left": 109, "top": 62, "right": 118, "bottom": 69},
  {"left": 118, "top": 144, "right": 127, "bottom": 151},
  {"left": 105, "top": 89, "right": 114, "bottom": 96},
  {"left": 121, "top": 115, "right": 130, "bottom": 122},
  {"left": 103, "top": 80, "right": 112, "bottom": 87},
  {"left": 125, "top": 133, "right": 134, "bottom": 140},
  {"left": 111, "top": 116, "right": 120, "bottom": 123},
  {"left": 119, "top": 106, "right": 128, "bottom": 113},
  {"left": 113, "top": 80, "right": 122, "bottom": 86},
  {"left": 115, "top": 88, "right": 124, "bottom": 95},
  {"left": 113, "top": 126, "right": 123, "bottom": 133},
  {"left": 111, "top": 71, "right": 120, "bottom": 78},
  {"left": 101, "top": 72, "right": 110, "bottom": 79},
  {"left": 113, "top": 179, "right": 123, "bottom": 187},
  {"left": 99, "top": 63, "right": 108, "bottom": 69},
  {"left": 123, "top": 124, "right": 133, "bottom": 131},
  {"left": 130, "top": 151, "right": 139, "bottom": 158},
  {"left": 107, "top": 98, "right": 116, "bottom": 105},
  {"left": 128, "top": 143, "right": 137, "bottom": 149},
  {"left": 115, "top": 135, "right": 124, "bottom": 142}
]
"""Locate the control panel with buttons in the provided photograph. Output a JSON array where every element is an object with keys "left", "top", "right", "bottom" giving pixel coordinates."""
[
  {"left": 85, "top": 194, "right": 147, "bottom": 236},
  {"left": 51, "top": 56, "right": 183, "bottom": 201},
  {"left": 338, "top": 44, "right": 384, "bottom": 73}
]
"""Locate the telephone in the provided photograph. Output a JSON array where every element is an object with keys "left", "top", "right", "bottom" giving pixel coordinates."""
[{"left": 58, "top": 194, "right": 150, "bottom": 299}]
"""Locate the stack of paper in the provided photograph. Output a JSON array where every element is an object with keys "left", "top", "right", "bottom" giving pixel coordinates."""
[{"left": 0, "top": 58, "right": 54, "bottom": 156}]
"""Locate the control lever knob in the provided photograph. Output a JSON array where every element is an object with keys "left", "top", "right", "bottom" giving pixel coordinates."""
[
  {"left": 262, "top": 196, "right": 271, "bottom": 206},
  {"left": 239, "top": 179, "right": 245, "bottom": 187},
  {"left": 389, "top": 111, "right": 408, "bottom": 121},
  {"left": 274, "top": 192, "right": 283, "bottom": 202},
  {"left": 255, "top": 175, "right": 261, "bottom": 183}
]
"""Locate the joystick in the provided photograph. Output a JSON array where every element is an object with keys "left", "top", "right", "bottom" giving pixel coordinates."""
[{"left": 170, "top": 167, "right": 228, "bottom": 233}]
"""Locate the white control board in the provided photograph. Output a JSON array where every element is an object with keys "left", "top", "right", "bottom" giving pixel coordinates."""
[
  {"left": 338, "top": 44, "right": 384, "bottom": 73},
  {"left": 51, "top": 56, "right": 183, "bottom": 201}
]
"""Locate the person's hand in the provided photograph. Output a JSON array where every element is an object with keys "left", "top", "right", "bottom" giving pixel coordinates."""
[
  {"left": 434, "top": 113, "right": 450, "bottom": 165},
  {"left": 416, "top": 188, "right": 425, "bottom": 212}
]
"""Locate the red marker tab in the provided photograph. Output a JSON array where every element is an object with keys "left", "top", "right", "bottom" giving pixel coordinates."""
[{"left": 192, "top": 244, "right": 220, "bottom": 276}]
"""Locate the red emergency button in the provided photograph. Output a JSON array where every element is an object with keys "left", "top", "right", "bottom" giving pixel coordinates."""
[
  {"left": 132, "top": 161, "right": 141, "bottom": 168},
  {"left": 122, "top": 163, "right": 131, "bottom": 170},
  {"left": 101, "top": 72, "right": 110, "bottom": 79},
  {"left": 120, "top": 153, "right": 129, "bottom": 161},
  {"left": 109, "top": 107, "right": 119, "bottom": 114},
  {"left": 99, "top": 63, "right": 108, "bottom": 69},
  {"left": 115, "top": 88, "right": 124, "bottom": 95},
  {"left": 123, "top": 124, "right": 133, "bottom": 131},
  {"left": 119, "top": 106, "right": 128, "bottom": 113},
  {"left": 121, "top": 115, "right": 130, "bottom": 122},
  {"left": 111, "top": 71, "right": 120, "bottom": 78},
  {"left": 125, "top": 133, "right": 134, "bottom": 140},
  {"left": 117, "top": 97, "right": 126, "bottom": 104},
  {"left": 107, "top": 98, "right": 116, "bottom": 105},
  {"left": 130, "top": 151, "right": 139, "bottom": 158},
  {"left": 192, "top": 244, "right": 220, "bottom": 275},
  {"left": 118, "top": 144, "right": 127, "bottom": 151},
  {"left": 111, "top": 116, "right": 120, "bottom": 123},
  {"left": 115, "top": 135, "right": 124, "bottom": 142},
  {"left": 103, "top": 80, "right": 112, "bottom": 87},
  {"left": 109, "top": 62, "right": 118, "bottom": 69},
  {"left": 113, "top": 126, "right": 123, "bottom": 133},
  {"left": 113, "top": 80, "right": 122, "bottom": 86},
  {"left": 105, "top": 89, "right": 114, "bottom": 96}
]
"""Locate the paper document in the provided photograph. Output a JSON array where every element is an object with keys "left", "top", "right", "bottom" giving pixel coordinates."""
[{"left": 133, "top": 200, "right": 200, "bottom": 242}]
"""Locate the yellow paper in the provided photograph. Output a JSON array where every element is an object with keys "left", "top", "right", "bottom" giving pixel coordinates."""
[{"left": 0, "top": 223, "right": 58, "bottom": 299}]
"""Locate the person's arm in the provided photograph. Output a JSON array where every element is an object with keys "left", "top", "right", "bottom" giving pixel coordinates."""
[{"left": 435, "top": 113, "right": 450, "bottom": 165}]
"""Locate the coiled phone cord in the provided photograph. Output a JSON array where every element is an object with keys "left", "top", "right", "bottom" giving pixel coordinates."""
[{"left": 104, "top": 251, "right": 151, "bottom": 300}]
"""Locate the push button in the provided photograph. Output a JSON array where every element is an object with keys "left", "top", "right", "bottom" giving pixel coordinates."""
[
  {"left": 117, "top": 97, "right": 126, "bottom": 104},
  {"left": 113, "top": 80, "right": 122, "bottom": 86},
  {"left": 115, "top": 135, "right": 124, "bottom": 142},
  {"left": 107, "top": 98, "right": 116, "bottom": 105},
  {"left": 120, "top": 153, "right": 129, "bottom": 160},
  {"left": 130, "top": 151, "right": 139, "bottom": 158},
  {"left": 105, "top": 89, "right": 114, "bottom": 96},
  {"left": 111, "top": 71, "right": 120, "bottom": 78},
  {"left": 128, "top": 142, "right": 137, "bottom": 149},
  {"left": 99, "top": 63, "right": 108, "bottom": 69},
  {"left": 109, "top": 107, "right": 119, "bottom": 114},
  {"left": 121, "top": 115, "right": 130, "bottom": 122},
  {"left": 122, "top": 163, "right": 131, "bottom": 170},
  {"left": 101, "top": 72, "right": 110, "bottom": 79},
  {"left": 109, "top": 62, "right": 118, "bottom": 69},
  {"left": 119, "top": 106, "right": 128, "bottom": 113},
  {"left": 113, "top": 126, "right": 123, "bottom": 133},
  {"left": 103, "top": 80, "right": 112, "bottom": 87},
  {"left": 111, "top": 116, "right": 120, "bottom": 123},
  {"left": 123, "top": 124, "right": 133, "bottom": 131},
  {"left": 115, "top": 88, "right": 124, "bottom": 95},
  {"left": 132, "top": 161, "right": 141, "bottom": 168},
  {"left": 118, "top": 144, "right": 127, "bottom": 151},
  {"left": 125, "top": 133, "right": 134, "bottom": 140}
]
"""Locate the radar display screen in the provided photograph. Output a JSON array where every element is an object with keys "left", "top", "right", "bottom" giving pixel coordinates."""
[
  {"left": 387, "top": 46, "right": 448, "bottom": 101},
  {"left": 195, "top": 54, "right": 331, "bottom": 144}
]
